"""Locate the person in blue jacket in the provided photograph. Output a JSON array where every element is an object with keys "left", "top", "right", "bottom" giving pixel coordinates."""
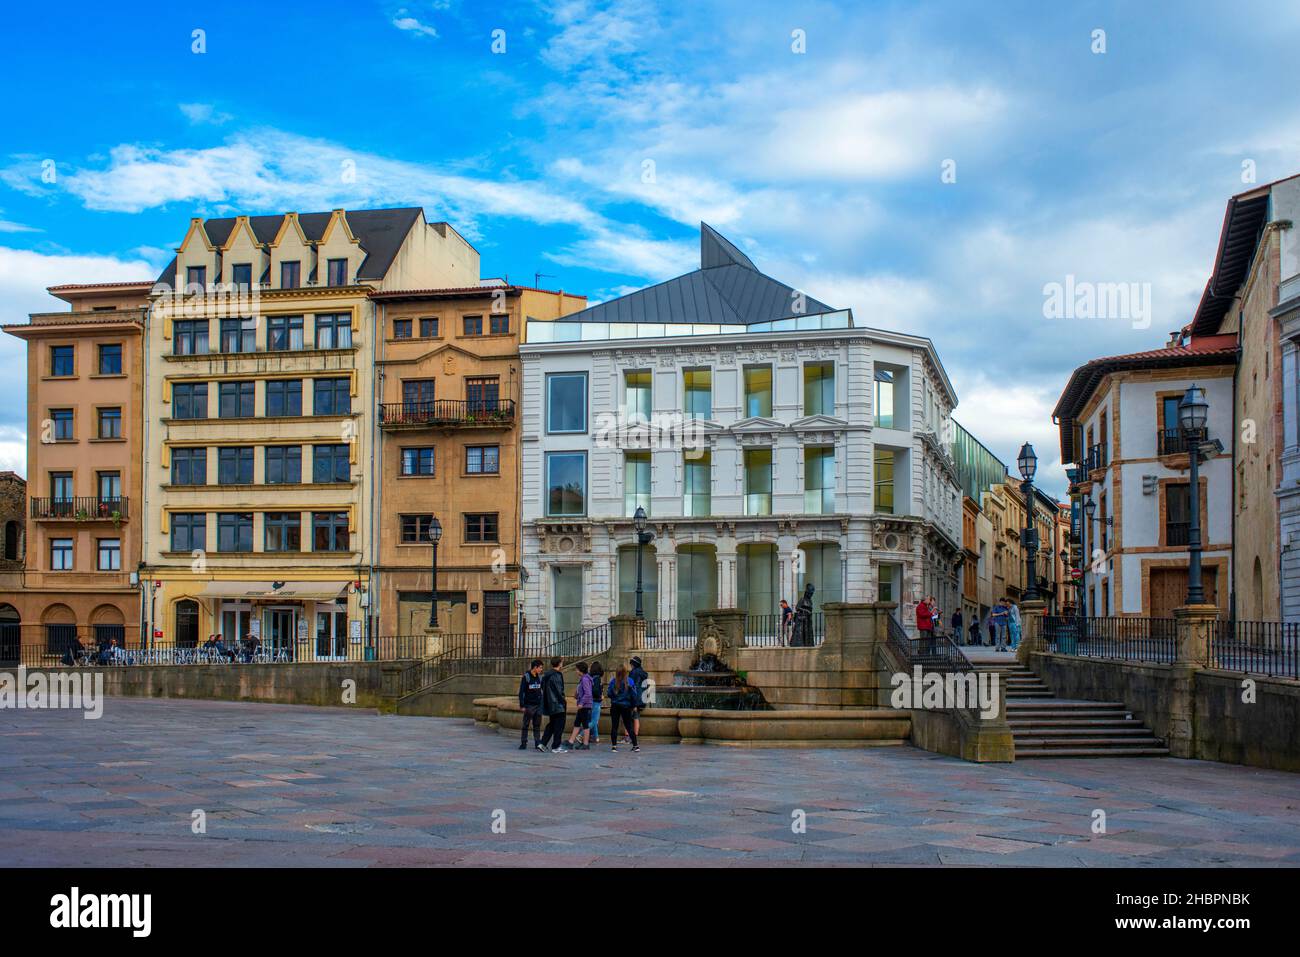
[{"left": 607, "top": 666, "right": 640, "bottom": 752}]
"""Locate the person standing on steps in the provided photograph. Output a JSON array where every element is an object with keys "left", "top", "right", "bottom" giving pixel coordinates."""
[
  {"left": 915, "top": 596, "right": 935, "bottom": 654},
  {"left": 566, "top": 661, "right": 594, "bottom": 750},
  {"left": 1008, "top": 600, "right": 1022, "bottom": 651},
  {"left": 540, "top": 657, "right": 568, "bottom": 753},
  {"left": 990, "top": 599, "right": 1011, "bottom": 652},
  {"left": 951, "top": 607, "right": 964, "bottom": 646},
  {"left": 607, "top": 666, "right": 640, "bottom": 752},
  {"left": 518, "top": 659, "right": 544, "bottom": 751},
  {"left": 628, "top": 655, "right": 649, "bottom": 742}
]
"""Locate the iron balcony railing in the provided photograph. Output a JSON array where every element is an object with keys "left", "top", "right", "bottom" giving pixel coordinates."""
[
  {"left": 1157, "top": 426, "right": 1206, "bottom": 456},
  {"left": 1208, "top": 620, "right": 1300, "bottom": 679},
  {"left": 1165, "top": 522, "right": 1191, "bottom": 547},
  {"left": 1085, "top": 443, "right": 1108, "bottom": 472},
  {"left": 1043, "top": 616, "right": 1177, "bottom": 662},
  {"left": 378, "top": 398, "right": 516, "bottom": 427},
  {"left": 31, "top": 496, "right": 129, "bottom": 520}
]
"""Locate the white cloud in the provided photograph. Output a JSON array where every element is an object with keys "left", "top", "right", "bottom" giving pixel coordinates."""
[
  {"left": 178, "top": 102, "right": 233, "bottom": 125},
  {"left": 392, "top": 15, "right": 439, "bottom": 38},
  {"left": 0, "top": 219, "right": 39, "bottom": 234},
  {"left": 0, "top": 425, "right": 24, "bottom": 475}
]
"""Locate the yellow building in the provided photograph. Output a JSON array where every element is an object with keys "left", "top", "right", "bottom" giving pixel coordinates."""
[{"left": 142, "top": 208, "right": 477, "bottom": 659}]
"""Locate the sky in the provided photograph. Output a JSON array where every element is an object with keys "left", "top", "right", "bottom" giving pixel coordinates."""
[{"left": 1, "top": 0, "right": 1296, "bottom": 498}]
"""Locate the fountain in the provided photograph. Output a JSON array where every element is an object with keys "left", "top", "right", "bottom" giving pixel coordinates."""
[{"left": 655, "top": 617, "right": 771, "bottom": 711}]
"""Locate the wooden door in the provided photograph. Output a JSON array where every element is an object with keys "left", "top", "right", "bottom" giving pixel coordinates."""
[
  {"left": 1150, "top": 567, "right": 1218, "bottom": 618},
  {"left": 482, "top": 591, "right": 512, "bottom": 656}
]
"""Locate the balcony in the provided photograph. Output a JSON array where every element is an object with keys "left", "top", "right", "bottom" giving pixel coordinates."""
[
  {"left": 1157, "top": 427, "right": 1206, "bottom": 457},
  {"left": 1085, "top": 443, "right": 1108, "bottom": 473},
  {"left": 378, "top": 398, "right": 516, "bottom": 429},
  {"left": 32, "top": 497, "right": 129, "bottom": 522},
  {"left": 1165, "top": 521, "right": 1190, "bottom": 547}
]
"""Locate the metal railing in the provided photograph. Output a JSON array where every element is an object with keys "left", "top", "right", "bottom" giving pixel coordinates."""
[
  {"left": 1043, "top": 616, "right": 1176, "bottom": 662},
  {"left": 1157, "top": 426, "right": 1206, "bottom": 456},
  {"left": 21, "top": 633, "right": 429, "bottom": 667},
  {"left": 632, "top": 618, "right": 698, "bottom": 650},
  {"left": 1165, "top": 522, "right": 1190, "bottom": 546},
  {"left": 885, "top": 614, "right": 973, "bottom": 672},
  {"left": 1209, "top": 620, "right": 1300, "bottom": 679},
  {"left": 1085, "top": 443, "right": 1108, "bottom": 472},
  {"left": 378, "top": 398, "right": 516, "bottom": 427},
  {"left": 744, "top": 613, "right": 826, "bottom": 647},
  {"left": 31, "top": 496, "right": 129, "bottom": 520}
]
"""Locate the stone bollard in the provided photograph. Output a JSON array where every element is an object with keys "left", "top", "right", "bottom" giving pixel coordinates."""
[
  {"left": 1015, "top": 599, "right": 1048, "bottom": 666},
  {"left": 1164, "top": 604, "right": 1217, "bottom": 759},
  {"left": 1174, "top": 604, "right": 1217, "bottom": 667}
]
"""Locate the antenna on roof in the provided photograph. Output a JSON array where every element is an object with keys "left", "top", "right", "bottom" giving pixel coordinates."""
[{"left": 535, "top": 271, "right": 555, "bottom": 288}]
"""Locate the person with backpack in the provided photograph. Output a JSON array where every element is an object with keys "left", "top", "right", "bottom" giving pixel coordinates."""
[
  {"left": 517, "top": 659, "right": 545, "bottom": 751},
  {"left": 607, "top": 666, "right": 640, "bottom": 752},
  {"left": 588, "top": 660, "right": 604, "bottom": 745},
  {"left": 628, "top": 655, "right": 649, "bottom": 741},
  {"left": 566, "top": 661, "right": 594, "bottom": 750},
  {"left": 540, "top": 657, "right": 568, "bottom": 753}
]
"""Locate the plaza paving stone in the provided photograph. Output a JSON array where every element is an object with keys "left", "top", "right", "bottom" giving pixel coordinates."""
[{"left": 1, "top": 697, "right": 1299, "bottom": 867}]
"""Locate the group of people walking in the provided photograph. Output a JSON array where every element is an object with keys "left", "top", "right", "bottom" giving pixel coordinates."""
[
  {"left": 517, "top": 655, "right": 650, "bottom": 754},
  {"left": 915, "top": 596, "right": 1023, "bottom": 651}
]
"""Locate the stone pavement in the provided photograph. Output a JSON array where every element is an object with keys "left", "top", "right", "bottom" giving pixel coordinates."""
[{"left": 2, "top": 697, "right": 1299, "bottom": 867}]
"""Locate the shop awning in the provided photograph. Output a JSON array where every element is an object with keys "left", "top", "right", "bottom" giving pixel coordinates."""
[{"left": 195, "top": 581, "right": 349, "bottom": 601}]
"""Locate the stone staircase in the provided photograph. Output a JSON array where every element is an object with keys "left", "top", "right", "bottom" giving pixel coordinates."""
[{"left": 978, "top": 661, "right": 1170, "bottom": 758}]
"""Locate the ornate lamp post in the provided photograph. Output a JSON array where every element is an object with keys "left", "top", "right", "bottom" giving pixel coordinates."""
[
  {"left": 1083, "top": 496, "right": 1097, "bottom": 618},
  {"left": 1017, "top": 442, "right": 1040, "bottom": 602},
  {"left": 1178, "top": 384, "right": 1209, "bottom": 605},
  {"left": 427, "top": 516, "right": 443, "bottom": 629},
  {"left": 633, "top": 506, "right": 655, "bottom": 619}
]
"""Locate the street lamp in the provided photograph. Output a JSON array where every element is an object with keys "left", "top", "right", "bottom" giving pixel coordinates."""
[
  {"left": 427, "top": 516, "right": 443, "bottom": 629},
  {"left": 633, "top": 506, "right": 655, "bottom": 619},
  {"left": 1178, "top": 384, "right": 1209, "bottom": 605},
  {"left": 1083, "top": 496, "right": 1097, "bottom": 618},
  {"left": 1017, "top": 442, "right": 1040, "bottom": 602}
]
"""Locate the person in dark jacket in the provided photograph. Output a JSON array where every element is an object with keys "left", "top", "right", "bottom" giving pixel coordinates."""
[
  {"left": 518, "top": 659, "right": 545, "bottom": 751},
  {"left": 607, "top": 666, "right": 640, "bottom": 752},
  {"left": 951, "top": 608, "right": 964, "bottom": 646},
  {"left": 565, "top": 661, "right": 594, "bottom": 750},
  {"left": 588, "top": 661, "right": 604, "bottom": 744},
  {"left": 540, "top": 657, "right": 568, "bottom": 753},
  {"left": 628, "top": 655, "right": 649, "bottom": 741}
]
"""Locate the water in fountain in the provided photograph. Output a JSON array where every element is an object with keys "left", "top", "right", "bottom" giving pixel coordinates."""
[{"left": 655, "top": 653, "right": 771, "bottom": 710}]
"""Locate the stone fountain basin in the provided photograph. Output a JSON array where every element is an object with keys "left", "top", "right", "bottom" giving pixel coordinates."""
[{"left": 472, "top": 697, "right": 911, "bottom": 748}]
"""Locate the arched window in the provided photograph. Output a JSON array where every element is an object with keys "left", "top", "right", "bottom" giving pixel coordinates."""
[{"left": 175, "top": 600, "right": 199, "bottom": 648}]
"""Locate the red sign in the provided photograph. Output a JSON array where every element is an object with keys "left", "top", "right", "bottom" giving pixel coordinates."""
[
  {"left": 1070, "top": 569, "right": 1082, "bottom": 580},
  {"left": 153, "top": 630, "right": 163, "bottom": 638}
]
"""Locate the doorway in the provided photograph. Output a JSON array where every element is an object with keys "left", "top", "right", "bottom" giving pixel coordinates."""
[
  {"left": 482, "top": 590, "right": 512, "bottom": 656},
  {"left": 315, "top": 602, "right": 348, "bottom": 660},
  {"left": 264, "top": 607, "right": 297, "bottom": 661}
]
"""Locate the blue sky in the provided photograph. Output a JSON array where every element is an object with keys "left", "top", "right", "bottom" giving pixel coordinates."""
[{"left": 1, "top": 0, "right": 1297, "bottom": 496}]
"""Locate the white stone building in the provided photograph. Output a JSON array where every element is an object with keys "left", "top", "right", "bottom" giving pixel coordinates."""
[{"left": 519, "top": 225, "right": 962, "bottom": 635}]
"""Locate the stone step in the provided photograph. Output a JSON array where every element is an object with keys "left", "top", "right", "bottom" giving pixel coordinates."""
[
  {"left": 1009, "top": 718, "right": 1146, "bottom": 729},
  {"left": 1015, "top": 746, "right": 1171, "bottom": 758},
  {"left": 1006, "top": 699, "right": 1128, "bottom": 710},
  {"left": 1015, "top": 734, "right": 1164, "bottom": 747},
  {"left": 1011, "top": 726, "right": 1154, "bottom": 737}
]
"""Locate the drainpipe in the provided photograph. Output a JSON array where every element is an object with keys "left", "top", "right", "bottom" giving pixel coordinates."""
[
  {"left": 370, "top": 299, "right": 383, "bottom": 647},
  {"left": 1230, "top": 317, "right": 1241, "bottom": 624}
]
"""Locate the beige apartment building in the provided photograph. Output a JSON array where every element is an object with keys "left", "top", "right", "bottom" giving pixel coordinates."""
[
  {"left": 2, "top": 281, "right": 152, "bottom": 659},
  {"left": 143, "top": 207, "right": 478, "bottom": 659}
]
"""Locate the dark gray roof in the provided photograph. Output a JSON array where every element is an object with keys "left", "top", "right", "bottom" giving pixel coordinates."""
[
  {"left": 164, "top": 207, "right": 426, "bottom": 285},
  {"left": 564, "top": 223, "right": 836, "bottom": 324}
]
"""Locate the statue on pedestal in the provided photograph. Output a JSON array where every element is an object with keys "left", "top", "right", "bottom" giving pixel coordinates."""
[{"left": 790, "top": 583, "right": 816, "bottom": 647}]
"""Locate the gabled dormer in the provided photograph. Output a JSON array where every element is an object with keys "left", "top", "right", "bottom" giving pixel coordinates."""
[
  {"left": 315, "top": 209, "right": 365, "bottom": 288},
  {"left": 269, "top": 213, "right": 313, "bottom": 290},
  {"left": 220, "top": 216, "right": 266, "bottom": 289},
  {"left": 174, "top": 218, "right": 219, "bottom": 294}
]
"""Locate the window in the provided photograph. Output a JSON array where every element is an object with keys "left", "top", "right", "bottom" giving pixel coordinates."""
[
  {"left": 265, "top": 446, "right": 302, "bottom": 484},
  {"left": 315, "top": 314, "right": 352, "bottom": 349},
  {"left": 465, "top": 445, "right": 499, "bottom": 474},
  {"left": 51, "top": 345, "right": 74, "bottom": 377},
  {"left": 684, "top": 450, "right": 711, "bottom": 516},
  {"left": 312, "top": 511, "right": 350, "bottom": 552},
  {"left": 402, "top": 379, "right": 435, "bottom": 410},
  {"left": 624, "top": 451, "right": 651, "bottom": 516},
  {"left": 489, "top": 313, "right": 509, "bottom": 335},
  {"left": 547, "top": 373, "right": 587, "bottom": 433},
  {"left": 624, "top": 370, "right": 652, "bottom": 422},
  {"left": 401, "top": 447, "right": 435, "bottom": 476},
  {"left": 743, "top": 448, "right": 773, "bottom": 515},
  {"left": 805, "top": 445, "right": 835, "bottom": 513},
  {"left": 393, "top": 319, "right": 412, "bottom": 339},
  {"left": 231, "top": 263, "right": 252, "bottom": 289},
  {"left": 219, "top": 317, "right": 256, "bottom": 353},
  {"left": 462, "top": 315, "right": 483, "bottom": 336},
  {"left": 217, "top": 447, "right": 254, "bottom": 485},
  {"left": 546, "top": 452, "right": 587, "bottom": 516},
  {"left": 97, "top": 407, "right": 122, "bottom": 439},
  {"left": 313, "top": 377, "right": 351, "bottom": 416},
  {"left": 266, "top": 379, "right": 302, "bottom": 417},
  {"left": 50, "top": 538, "right": 73, "bottom": 570},
  {"left": 551, "top": 566, "right": 583, "bottom": 634},
  {"left": 264, "top": 512, "right": 302, "bottom": 552},
  {"left": 744, "top": 365, "right": 773, "bottom": 418},
  {"left": 51, "top": 409, "right": 73, "bottom": 441},
  {"left": 1166, "top": 484, "right": 1194, "bottom": 541},
  {"left": 874, "top": 449, "right": 895, "bottom": 514},
  {"left": 173, "top": 382, "right": 207, "bottom": 419},
  {"left": 684, "top": 368, "right": 712, "bottom": 419},
  {"left": 50, "top": 472, "right": 73, "bottom": 505},
  {"left": 171, "top": 512, "right": 206, "bottom": 552},
  {"left": 186, "top": 265, "right": 207, "bottom": 293},
  {"left": 327, "top": 258, "right": 348, "bottom": 287},
  {"left": 267, "top": 315, "right": 304, "bottom": 351},
  {"left": 874, "top": 369, "right": 895, "bottom": 428},
  {"left": 217, "top": 513, "right": 253, "bottom": 552},
  {"left": 173, "top": 320, "right": 209, "bottom": 355},
  {"left": 97, "top": 471, "right": 121, "bottom": 505},
  {"left": 219, "top": 381, "right": 256, "bottom": 418},
  {"left": 171, "top": 448, "right": 207, "bottom": 486},
  {"left": 465, "top": 513, "right": 499, "bottom": 543},
  {"left": 400, "top": 514, "right": 434, "bottom": 544},
  {"left": 466, "top": 376, "right": 499, "bottom": 412},
  {"left": 313, "top": 444, "right": 351, "bottom": 483},
  {"left": 98, "top": 344, "right": 122, "bottom": 375},
  {"left": 280, "top": 261, "right": 300, "bottom": 289},
  {"left": 1099, "top": 493, "right": 1109, "bottom": 551},
  {"left": 737, "top": 543, "right": 778, "bottom": 617},
  {"left": 97, "top": 538, "right": 121, "bottom": 571},
  {"left": 804, "top": 362, "right": 834, "bottom": 416},
  {"left": 419, "top": 317, "right": 439, "bottom": 338},
  {"left": 877, "top": 564, "right": 899, "bottom": 603}
]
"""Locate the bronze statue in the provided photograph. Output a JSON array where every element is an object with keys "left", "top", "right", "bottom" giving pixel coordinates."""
[{"left": 790, "top": 583, "right": 815, "bottom": 647}]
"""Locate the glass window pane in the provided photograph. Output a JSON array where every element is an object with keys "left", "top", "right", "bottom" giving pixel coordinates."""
[
  {"left": 744, "top": 366, "right": 773, "bottom": 418},
  {"left": 683, "top": 450, "right": 711, "bottom": 516},
  {"left": 744, "top": 448, "right": 772, "bottom": 515},
  {"left": 624, "top": 452, "right": 651, "bottom": 517},
  {"left": 546, "top": 452, "right": 586, "bottom": 516},
  {"left": 547, "top": 374, "right": 587, "bottom": 433}
]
